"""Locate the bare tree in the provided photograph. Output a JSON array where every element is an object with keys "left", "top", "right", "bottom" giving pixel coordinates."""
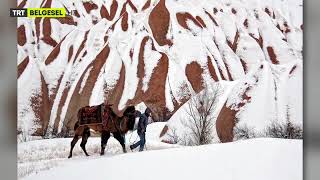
[{"left": 181, "top": 84, "right": 221, "bottom": 146}]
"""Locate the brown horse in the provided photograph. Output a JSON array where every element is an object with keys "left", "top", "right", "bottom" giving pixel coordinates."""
[{"left": 68, "top": 105, "right": 136, "bottom": 158}]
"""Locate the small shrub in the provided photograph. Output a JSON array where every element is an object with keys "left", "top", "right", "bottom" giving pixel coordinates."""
[
  {"left": 233, "top": 125, "right": 256, "bottom": 140},
  {"left": 264, "top": 121, "right": 303, "bottom": 139},
  {"left": 165, "top": 127, "right": 181, "bottom": 144}
]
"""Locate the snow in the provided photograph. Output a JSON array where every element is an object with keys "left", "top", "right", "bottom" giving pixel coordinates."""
[
  {"left": 142, "top": 39, "right": 162, "bottom": 92},
  {"left": 18, "top": 122, "right": 178, "bottom": 179},
  {"left": 89, "top": 66, "right": 106, "bottom": 106},
  {"left": 228, "top": 60, "right": 302, "bottom": 134},
  {"left": 20, "top": 138, "right": 302, "bottom": 180},
  {"left": 79, "top": 67, "right": 92, "bottom": 93},
  {"left": 135, "top": 102, "right": 148, "bottom": 113},
  {"left": 18, "top": 59, "right": 42, "bottom": 137}
]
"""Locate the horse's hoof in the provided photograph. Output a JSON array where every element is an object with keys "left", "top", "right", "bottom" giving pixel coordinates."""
[
  {"left": 100, "top": 152, "right": 104, "bottom": 156},
  {"left": 68, "top": 155, "right": 72, "bottom": 159},
  {"left": 86, "top": 154, "right": 90, "bottom": 157}
]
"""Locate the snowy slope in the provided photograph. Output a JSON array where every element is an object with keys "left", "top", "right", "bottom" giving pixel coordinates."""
[
  {"left": 17, "top": 0, "right": 303, "bottom": 139},
  {"left": 20, "top": 138, "right": 302, "bottom": 180}
]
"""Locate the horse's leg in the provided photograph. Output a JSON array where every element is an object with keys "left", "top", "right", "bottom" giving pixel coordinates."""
[
  {"left": 113, "top": 132, "right": 127, "bottom": 153},
  {"left": 100, "top": 130, "right": 110, "bottom": 156},
  {"left": 80, "top": 127, "right": 90, "bottom": 156},
  {"left": 68, "top": 127, "right": 83, "bottom": 158}
]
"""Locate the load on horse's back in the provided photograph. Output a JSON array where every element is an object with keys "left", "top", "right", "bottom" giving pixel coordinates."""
[
  {"left": 76, "top": 103, "right": 114, "bottom": 129},
  {"left": 68, "top": 104, "right": 136, "bottom": 158}
]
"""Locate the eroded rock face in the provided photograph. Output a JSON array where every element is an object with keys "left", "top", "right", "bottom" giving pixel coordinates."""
[
  {"left": 185, "top": 62, "right": 203, "bottom": 93},
  {"left": 149, "top": 0, "right": 172, "bottom": 46},
  {"left": 17, "top": 0, "right": 302, "bottom": 138},
  {"left": 216, "top": 104, "right": 237, "bottom": 143}
]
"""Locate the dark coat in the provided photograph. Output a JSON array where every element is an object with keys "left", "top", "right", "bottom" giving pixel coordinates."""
[{"left": 137, "top": 113, "right": 148, "bottom": 134}]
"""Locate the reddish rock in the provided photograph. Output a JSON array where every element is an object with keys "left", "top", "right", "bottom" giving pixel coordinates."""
[
  {"left": 17, "top": 25, "right": 26, "bottom": 46},
  {"left": 205, "top": 11, "right": 218, "bottom": 26},
  {"left": 73, "top": 10, "right": 80, "bottom": 18},
  {"left": 216, "top": 83, "right": 252, "bottom": 142},
  {"left": 213, "top": 8, "right": 218, "bottom": 14},
  {"left": 243, "top": 19, "right": 248, "bottom": 28},
  {"left": 249, "top": 33, "right": 263, "bottom": 49},
  {"left": 18, "top": 57, "right": 29, "bottom": 78},
  {"left": 216, "top": 103, "right": 237, "bottom": 142},
  {"left": 218, "top": 67, "right": 226, "bottom": 80},
  {"left": 125, "top": 37, "right": 171, "bottom": 121},
  {"left": 100, "top": 0, "right": 118, "bottom": 21},
  {"left": 207, "top": 56, "right": 218, "bottom": 81},
  {"left": 185, "top": 61, "right": 203, "bottom": 93},
  {"left": 267, "top": 46, "right": 279, "bottom": 64},
  {"left": 240, "top": 58, "right": 248, "bottom": 74},
  {"left": 18, "top": 0, "right": 27, "bottom": 8},
  {"left": 82, "top": 50, "right": 87, "bottom": 58},
  {"left": 56, "top": 16, "right": 77, "bottom": 26},
  {"left": 143, "top": 52, "right": 169, "bottom": 119},
  {"left": 106, "top": 62, "right": 126, "bottom": 115},
  {"left": 42, "top": 0, "right": 52, "bottom": 8},
  {"left": 68, "top": 46, "right": 74, "bottom": 62},
  {"left": 149, "top": 0, "right": 172, "bottom": 46},
  {"left": 58, "top": 45, "right": 111, "bottom": 131},
  {"left": 35, "top": 18, "right": 41, "bottom": 43},
  {"left": 42, "top": 18, "right": 58, "bottom": 47},
  {"left": 45, "top": 35, "right": 68, "bottom": 65},
  {"left": 289, "top": 65, "right": 297, "bottom": 75},
  {"left": 83, "top": 2, "right": 98, "bottom": 14},
  {"left": 127, "top": 0, "right": 138, "bottom": 13},
  {"left": 142, "top": 0, "right": 151, "bottom": 10},
  {"left": 195, "top": 16, "right": 206, "bottom": 28},
  {"left": 224, "top": 63, "right": 234, "bottom": 81},
  {"left": 227, "top": 30, "right": 239, "bottom": 52},
  {"left": 129, "top": 49, "right": 134, "bottom": 60},
  {"left": 265, "top": 7, "right": 271, "bottom": 16},
  {"left": 74, "top": 31, "right": 89, "bottom": 62},
  {"left": 231, "top": 8, "right": 237, "bottom": 14},
  {"left": 276, "top": 24, "right": 283, "bottom": 33},
  {"left": 121, "top": 12, "right": 129, "bottom": 31},
  {"left": 176, "top": 12, "right": 204, "bottom": 30},
  {"left": 159, "top": 125, "right": 168, "bottom": 137}
]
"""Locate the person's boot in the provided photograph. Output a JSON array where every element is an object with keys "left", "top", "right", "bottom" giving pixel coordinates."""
[
  {"left": 129, "top": 145, "right": 134, "bottom": 151},
  {"left": 139, "top": 147, "right": 144, "bottom": 152}
]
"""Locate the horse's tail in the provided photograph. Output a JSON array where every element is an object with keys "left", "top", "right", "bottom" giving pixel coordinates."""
[
  {"left": 74, "top": 121, "right": 79, "bottom": 131},
  {"left": 74, "top": 109, "right": 82, "bottom": 131}
]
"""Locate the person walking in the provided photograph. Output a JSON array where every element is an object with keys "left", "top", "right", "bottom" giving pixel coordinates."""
[{"left": 130, "top": 108, "right": 152, "bottom": 152}]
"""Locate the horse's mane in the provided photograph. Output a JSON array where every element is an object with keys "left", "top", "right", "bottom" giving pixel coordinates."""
[
  {"left": 123, "top": 106, "right": 135, "bottom": 116},
  {"left": 123, "top": 106, "right": 136, "bottom": 130}
]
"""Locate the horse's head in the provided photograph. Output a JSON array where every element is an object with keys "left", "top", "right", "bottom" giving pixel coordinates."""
[{"left": 123, "top": 106, "right": 136, "bottom": 131}]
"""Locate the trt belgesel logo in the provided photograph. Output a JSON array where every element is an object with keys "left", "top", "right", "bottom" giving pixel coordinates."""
[{"left": 10, "top": 8, "right": 68, "bottom": 18}]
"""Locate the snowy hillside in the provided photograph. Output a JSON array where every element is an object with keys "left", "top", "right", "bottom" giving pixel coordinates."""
[
  {"left": 17, "top": 0, "right": 303, "bottom": 140},
  {"left": 19, "top": 138, "right": 302, "bottom": 180}
]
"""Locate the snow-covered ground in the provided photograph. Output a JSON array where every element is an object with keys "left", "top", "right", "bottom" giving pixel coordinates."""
[
  {"left": 18, "top": 122, "right": 178, "bottom": 178},
  {"left": 19, "top": 136, "right": 302, "bottom": 180}
]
